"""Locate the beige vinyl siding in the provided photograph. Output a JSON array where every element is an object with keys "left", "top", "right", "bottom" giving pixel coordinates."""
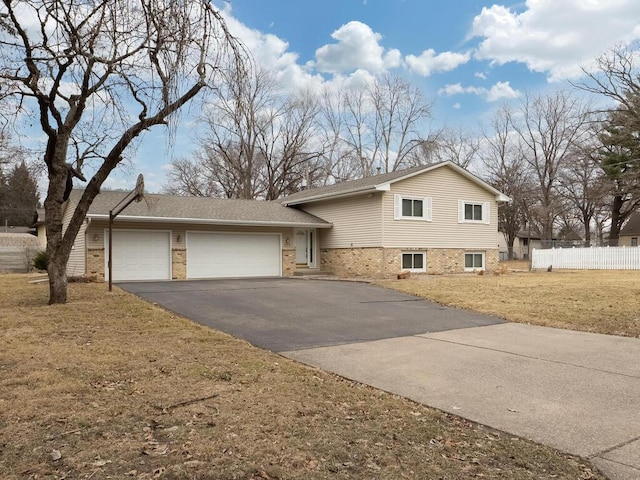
[
  {"left": 299, "top": 193, "right": 383, "bottom": 248},
  {"left": 619, "top": 235, "right": 638, "bottom": 247},
  {"left": 62, "top": 200, "right": 87, "bottom": 276},
  {"left": 382, "top": 165, "right": 498, "bottom": 249}
]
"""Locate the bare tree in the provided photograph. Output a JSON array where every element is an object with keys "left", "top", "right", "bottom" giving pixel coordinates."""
[
  {"left": 576, "top": 45, "right": 640, "bottom": 244},
  {"left": 0, "top": 0, "right": 245, "bottom": 303},
  {"left": 510, "top": 91, "right": 591, "bottom": 241},
  {"left": 194, "top": 67, "right": 272, "bottom": 199},
  {"left": 557, "top": 135, "right": 609, "bottom": 245},
  {"left": 164, "top": 156, "right": 219, "bottom": 197},
  {"left": 416, "top": 126, "right": 480, "bottom": 169},
  {"left": 319, "top": 74, "right": 433, "bottom": 177},
  {"left": 317, "top": 89, "right": 362, "bottom": 184},
  {"left": 371, "top": 74, "right": 433, "bottom": 172},
  {"left": 168, "top": 68, "right": 322, "bottom": 199},
  {"left": 481, "top": 105, "right": 530, "bottom": 259},
  {"left": 258, "top": 91, "right": 323, "bottom": 199}
]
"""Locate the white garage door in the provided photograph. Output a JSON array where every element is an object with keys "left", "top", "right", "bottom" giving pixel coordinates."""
[
  {"left": 106, "top": 230, "right": 171, "bottom": 281},
  {"left": 187, "top": 232, "right": 281, "bottom": 279}
]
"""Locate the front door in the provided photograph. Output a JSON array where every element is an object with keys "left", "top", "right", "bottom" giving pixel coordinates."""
[
  {"left": 295, "top": 230, "right": 307, "bottom": 264},
  {"left": 295, "top": 229, "right": 316, "bottom": 267}
]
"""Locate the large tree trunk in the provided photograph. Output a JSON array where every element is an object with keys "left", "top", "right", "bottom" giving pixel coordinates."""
[
  {"left": 45, "top": 151, "right": 73, "bottom": 305},
  {"left": 583, "top": 215, "right": 592, "bottom": 246},
  {"left": 609, "top": 195, "right": 624, "bottom": 246},
  {"left": 47, "top": 254, "right": 69, "bottom": 304}
]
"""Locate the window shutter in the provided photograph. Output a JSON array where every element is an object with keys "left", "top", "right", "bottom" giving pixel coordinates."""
[
  {"left": 424, "top": 197, "right": 432, "bottom": 221},
  {"left": 394, "top": 194, "right": 401, "bottom": 220},
  {"left": 483, "top": 202, "right": 490, "bottom": 224},
  {"left": 458, "top": 200, "right": 464, "bottom": 223}
]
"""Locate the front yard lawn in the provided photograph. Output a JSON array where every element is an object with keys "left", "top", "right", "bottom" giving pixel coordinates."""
[{"left": 378, "top": 268, "right": 640, "bottom": 337}]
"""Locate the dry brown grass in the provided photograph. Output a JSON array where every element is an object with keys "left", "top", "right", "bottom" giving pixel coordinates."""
[
  {"left": 0, "top": 274, "right": 603, "bottom": 479},
  {"left": 379, "top": 268, "right": 640, "bottom": 337}
]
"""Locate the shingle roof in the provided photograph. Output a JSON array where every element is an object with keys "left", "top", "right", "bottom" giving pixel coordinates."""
[
  {"left": 68, "top": 190, "right": 331, "bottom": 227},
  {"left": 620, "top": 212, "right": 640, "bottom": 236},
  {"left": 281, "top": 161, "right": 510, "bottom": 205}
]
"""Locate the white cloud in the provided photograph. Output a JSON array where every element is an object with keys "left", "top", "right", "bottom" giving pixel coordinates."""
[
  {"left": 439, "top": 81, "right": 520, "bottom": 102},
  {"left": 220, "top": 6, "right": 323, "bottom": 92},
  {"left": 486, "top": 81, "right": 520, "bottom": 101},
  {"left": 438, "top": 83, "right": 484, "bottom": 97},
  {"left": 471, "top": 0, "right": 640, "bottom": 81},
  {"left": 474, "top": 72, "right": 487, "bottom": 80},
  {"left": 315, "top": 21, "right": 401, "bottom": 74},
  {"left": 405, "top": 49, "right": 470, "bottom": 76}
]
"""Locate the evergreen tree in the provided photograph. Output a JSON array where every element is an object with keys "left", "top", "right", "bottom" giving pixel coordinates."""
[
  {"left": 597, "top": 101, "right": 640, "bottom": 243},
  {"left": 3, "top": 161, "right": 40, "bottom": 226}
]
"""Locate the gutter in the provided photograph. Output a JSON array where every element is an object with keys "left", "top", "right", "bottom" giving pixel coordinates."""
[{"left": 87, "top": 214, "right": 333, "bottom": 229}]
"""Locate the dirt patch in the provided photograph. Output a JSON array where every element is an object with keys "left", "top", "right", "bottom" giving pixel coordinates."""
[
  {"left": 0, "top": 274, "right": 603, "bottom": 479},
  {"left": 379, "top": 268, "right": 640, "bottom": 337}
]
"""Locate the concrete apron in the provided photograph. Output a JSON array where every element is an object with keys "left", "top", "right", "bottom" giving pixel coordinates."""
[{"left": 283, "top": 323, "right": 640, "bottom": 480}]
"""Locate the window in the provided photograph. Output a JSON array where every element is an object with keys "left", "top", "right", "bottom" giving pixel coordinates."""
[
  {"left": 402, "top": 198, "right": 423, "bottom": 217},
  {"left": 458, "top": 200, "right": 490, "bottom": 224},
  {"left": 464, "top": 252, "right": 485, "bottom": 271},
  {"left": 402, "top": 252, "right": 425, "bottom": 271},
  {"left": 632, "top": 237, "right": 638, "bottom": 247},
  {"left": 465, "top": 203, "right": 483, "bottom": 221},
  {"left": 394, "top": 195, "right": 432, "bottom": 221}
]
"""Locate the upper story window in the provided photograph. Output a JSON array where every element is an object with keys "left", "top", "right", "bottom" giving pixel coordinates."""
[
  {"left": 632, "top": 237, "right": 638, "bottom": 247},
  {"left": 394, "top": 194, "right": 432, "bottom": 221},
  {"left": 458, "top": 200, "right": 490, "bottom": 224}
]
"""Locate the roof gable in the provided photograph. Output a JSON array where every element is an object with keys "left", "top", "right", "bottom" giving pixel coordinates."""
[{"left": 281, "top": 161, "right": 510, "bottom": 205}]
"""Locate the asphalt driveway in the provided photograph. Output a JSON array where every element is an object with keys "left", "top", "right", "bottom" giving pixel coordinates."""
[
  {"left": 119, "top": 278, "right": 640, "bottom": 480},
  {"left": 119, "top": 277, "right": 503, "bottom": 351}
]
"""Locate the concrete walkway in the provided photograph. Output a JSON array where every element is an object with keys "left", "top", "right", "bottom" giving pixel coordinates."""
[{"left": 284, "top": 323, "right": 640, "bottom": 480}]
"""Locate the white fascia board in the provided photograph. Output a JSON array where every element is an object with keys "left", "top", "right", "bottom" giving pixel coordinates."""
[
  {"left": 87, "top": 214, "right": 333, "bottom": 228},
  {"left": 375, "top": 183, "right": 391, "bottom": 191}
]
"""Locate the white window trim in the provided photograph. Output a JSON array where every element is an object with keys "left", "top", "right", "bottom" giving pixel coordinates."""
[
  {"left": 394, "top": 194, "right": 432, "bottom": 221},
  {"left": 458, "top": 200, "right": 490, "bottom": 224},
  {"left": 401, "top": 251, "right": 426, "bottom": 272},
  {"left": 464, "top": 251, "right": 485, "bottom": 271}
]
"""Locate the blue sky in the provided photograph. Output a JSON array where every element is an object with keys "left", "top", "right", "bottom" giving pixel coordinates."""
[{"left": 96, "top": 0, "right": 640, "bottom": 192}]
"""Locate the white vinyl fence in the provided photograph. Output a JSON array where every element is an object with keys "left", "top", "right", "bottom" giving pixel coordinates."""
[{"left": 532, "top": 246, "right": 640, "bottom": 270}]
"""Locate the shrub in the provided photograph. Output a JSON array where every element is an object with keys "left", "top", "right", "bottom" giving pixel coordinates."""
[{"left": 33, "top": 251, "right": 48, "bottom": 271}]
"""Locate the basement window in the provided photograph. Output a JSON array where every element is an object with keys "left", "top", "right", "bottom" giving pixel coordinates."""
[
  {"left": 402, "top": 252, "right": 425, "bottom": 272},
  {"left": 464, "top": 252, "right": 485, "bottom": 271}
]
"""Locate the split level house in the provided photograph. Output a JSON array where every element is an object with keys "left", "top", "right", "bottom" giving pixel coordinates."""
[{"left": 59, "top": 161, "right": 510, "bottom": 282}]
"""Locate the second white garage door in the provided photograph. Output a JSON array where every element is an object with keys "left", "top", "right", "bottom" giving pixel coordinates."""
[{"left": 186, "top": 232, "right": 281, "bottom": 279}]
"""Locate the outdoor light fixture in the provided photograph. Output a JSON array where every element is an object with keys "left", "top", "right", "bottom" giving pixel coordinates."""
[
  {"left": 93, "top": 234, "right": 99, "bottom": 241},
  {"left": 176, "top": 234, "right": 182, "bottom": 242}
]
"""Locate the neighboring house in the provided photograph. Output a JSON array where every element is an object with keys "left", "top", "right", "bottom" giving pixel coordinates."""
[
  {"left": 58, "top": 161, "right": 509, "bottom": 281},
  {"left": 0, "top": 232, "right": 41, "bottom": 272},
  {"left": 33, "top": 208, "right": 47, "bottom": 248},
  {"left": 498, "top": 231, "right": 545, "bottom": 260},
  {"left": 619, "top": 213, "right": 640, "bottom": 247}
]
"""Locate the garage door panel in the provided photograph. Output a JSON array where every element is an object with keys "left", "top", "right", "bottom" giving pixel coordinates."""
[
  {"left": 187, "top": 232, "right": 281, "bottom": 279},
  {"left": 107, "top": 230, "right": 171, "bottom": 281}
]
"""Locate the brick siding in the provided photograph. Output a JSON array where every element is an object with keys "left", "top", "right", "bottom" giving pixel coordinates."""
[{"left": 321, "top": 247, "right": 500, "bottom": 278}]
